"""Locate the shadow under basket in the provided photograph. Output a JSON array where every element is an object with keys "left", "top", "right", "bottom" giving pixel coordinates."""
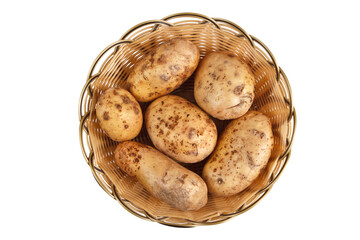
[{"left": 78, "top": 12, "right": 296, "bottom": 227}]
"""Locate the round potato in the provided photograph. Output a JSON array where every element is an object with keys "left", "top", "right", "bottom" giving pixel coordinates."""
[
  {"left": 145, "top": 95, "right": 217, "bottom": 163},
  {"left": 202, "top": 111, "right": 274, "bottom": 197},
  {"left": 194, "top": 52, "right": 255, "bottom": 120},
  {"left": 95, "top": 88, "right": 142, "bottom": 141},
  {"left": 114, "top": 141, "right": 208, "bottom": 211},
  {"left": 127, "top": 38, "right": 200, "bottom": 102}
]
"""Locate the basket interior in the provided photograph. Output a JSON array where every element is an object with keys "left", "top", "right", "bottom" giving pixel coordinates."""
[{"left": 85, "top": 22, "right": 289, "bottom": 222}]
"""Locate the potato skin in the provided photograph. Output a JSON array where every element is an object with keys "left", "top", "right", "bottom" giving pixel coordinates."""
[
  {"left": 127, "top": 38, "right": 200, "bottom": 102},
  {"left": 114, "top": 141, "right": 208, "bottom": 211},
  {"left": 194, "top": 52, "right": 255, "bottom": 120},
  {"left": 202, "top": 111, "right": 274, "bottom": 197},
  {"left": 145, "top": 95, "right": 217, "bottom": 163},
  {"left": 95, "top": 88, "right": 142, "bottom": 141}
]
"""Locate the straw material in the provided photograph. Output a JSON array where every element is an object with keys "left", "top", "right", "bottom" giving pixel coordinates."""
[{"left": 78, "top": 13, "right": 296, "bottom": 227}]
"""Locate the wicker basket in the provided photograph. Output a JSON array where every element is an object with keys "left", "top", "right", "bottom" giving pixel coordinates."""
[{"left": 78, "top": 12, "right": 296, "bottom": 227}]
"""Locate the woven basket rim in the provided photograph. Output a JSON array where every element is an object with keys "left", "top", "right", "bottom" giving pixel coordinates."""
[{"left": 78, "top": 12, "right": 296, "bottom": 227}]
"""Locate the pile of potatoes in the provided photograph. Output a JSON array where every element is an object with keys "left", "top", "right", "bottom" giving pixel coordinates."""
[{"left": 95, "top": 38, "right": 274, "bottom": 211}]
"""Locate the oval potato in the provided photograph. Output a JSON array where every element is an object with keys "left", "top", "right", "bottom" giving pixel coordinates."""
[
  {"left": 194, "top": 52, "right": 255, "bottom": 120},
  {"left": 114, "top": 141, "right": 208, "bottom": 211},
  {"left": 95, "top": 88, "right": 142, "bottom": 141},
  {"left": 145, "top": 95, "right": 217, "bottom": 163},
  {"left": 202, "top": 111, "right": 274, "bottom": 197},
  {"left": 127, "top": 38, "right": 200, "bottom": 102}
]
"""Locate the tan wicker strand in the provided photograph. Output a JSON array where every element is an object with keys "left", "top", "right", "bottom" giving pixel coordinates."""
[
  {"left": 212, "top": 18, "right": 254, "bottom": 47},
  {"left": 86, "top": 40, "right": 133, "bottom": 81},
  {"left": 88, "top": 151, "right": 114, "bottom": 198},
  {"left": 78, "top": 13, "right": 296, "bottom": 227},
  {"left": 120, "top": 20, "right": 173, "bottom": 41},
  {"left": 79, "top": 112, "right": 90, "bottom": 163},
  {"left": 162, "top": 12, "right": 220, "bottom": 29},
  {"left": 78, "top": 74, "right": 99, "bottom": 121}
]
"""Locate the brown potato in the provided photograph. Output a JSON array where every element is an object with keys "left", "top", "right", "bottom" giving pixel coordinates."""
[
  {"left": 202, "top": 111, "right": 274, "bottom": 197},
  {"left": 114, "top": 141, "right": 208, "bottom": 211},
  {"left": 127, "top": 38, "right": 200, "bottom": 102},
  {"left": 95, "top": 88, "right": 142, "bottom": 141},
  {"left": 145, "top": 95, "right": 217, "bottom": 163},
  {"left": 194, "top": 52, "right": 255, "bottom": 120}
]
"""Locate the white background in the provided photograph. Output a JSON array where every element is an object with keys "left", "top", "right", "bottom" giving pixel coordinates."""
[{"left": 1, "top": 0, "right": 359, "bottom": 239}]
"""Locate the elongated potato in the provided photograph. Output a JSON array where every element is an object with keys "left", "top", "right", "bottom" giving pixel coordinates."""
[
  {"left": 202, "top": 111, "right": 274, "bottom": 197},
  {"left": 127, "top": 38, "right": 200, "bottom": 102},
  {"left": 145, "top": 95, "right": 217, "bottom": 163},
  {"left": 114, "top": 141, "right": 208, "bottom": 211},
  {"left": 95, "top": 88, "right": 142, "bottom": 141},
  {"left": 194, "top": 52, "right": 255, "bottom": 120}
]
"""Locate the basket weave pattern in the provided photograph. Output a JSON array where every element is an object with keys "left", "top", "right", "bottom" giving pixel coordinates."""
[{"left": 78, "top": 13, "right": 296, "bottom": 227}]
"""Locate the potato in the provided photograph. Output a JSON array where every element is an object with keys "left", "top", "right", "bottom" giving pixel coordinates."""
[
  {"left": 114, "top": 141, "right": 208, "bottom": 211},
  {"left": 202, "top": 111, "right": 274, "bottom": 197},
  {"left": 145, "top": 95, "right": 217, "bottom": 163},
  {"left": 127, "top": 38, "right": 200, "bottom": 102},
  {"left": 194, "top": 52, "right": 255, "bottom": 120},
  {"left": 95, "top": 88, "right": 142, "bottom": 141}
]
